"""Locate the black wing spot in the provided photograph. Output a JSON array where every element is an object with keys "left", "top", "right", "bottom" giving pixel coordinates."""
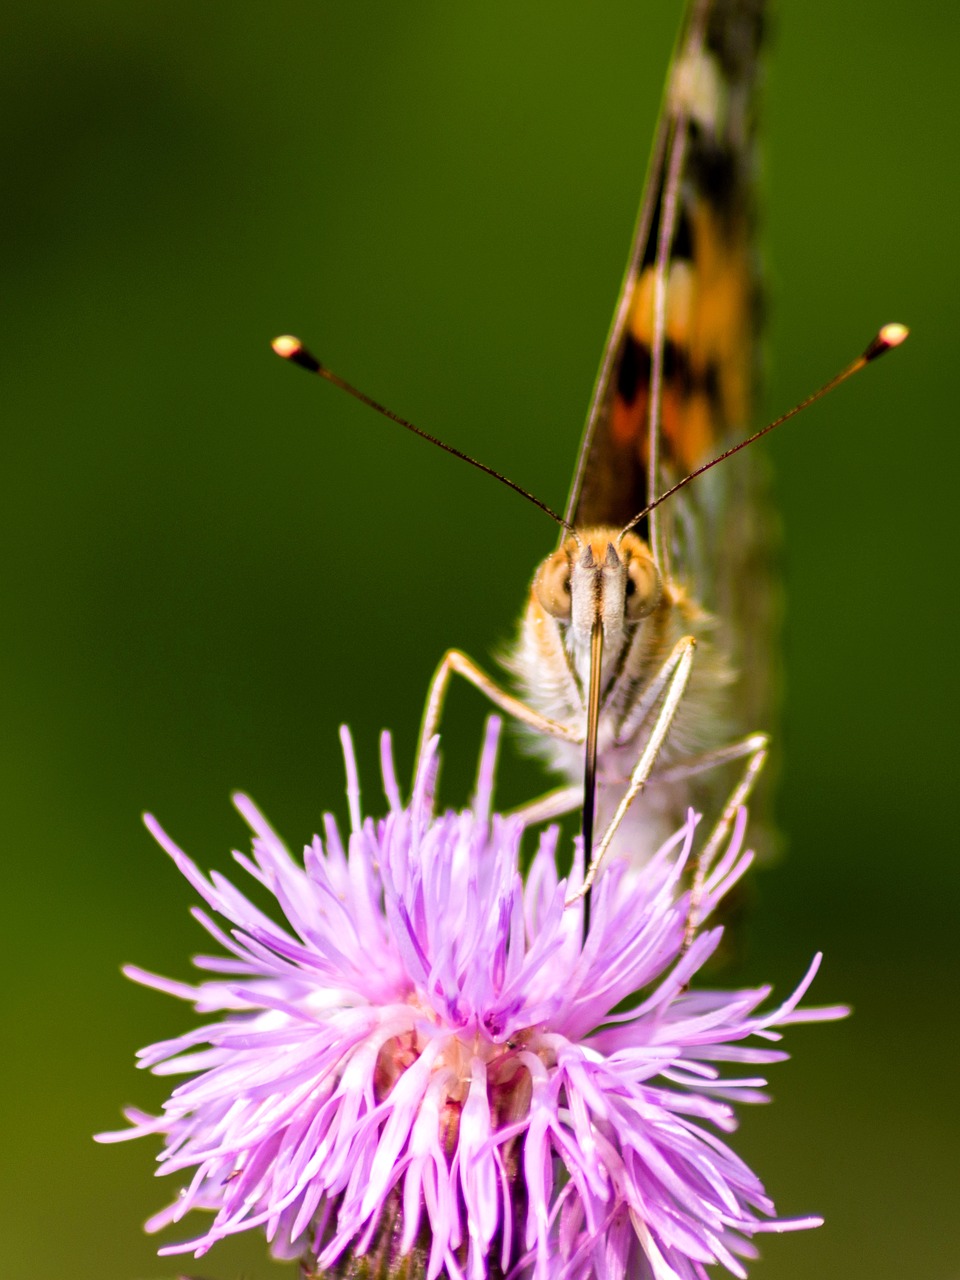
[
  {"left": 617, "top": 334, "right": 650, "bottom": 405},
  {"left": 690, "top": 138, "right": 739, "bottom": 212},
  {"left": 663, "top": 340, "right": 693, "bottom": 396},
  {"left": 641, "top": 189, "right": 695, "bottom": 269}
]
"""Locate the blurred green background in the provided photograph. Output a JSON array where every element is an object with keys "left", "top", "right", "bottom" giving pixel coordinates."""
[{"left": 2, "top": 3, "right": 956, "bottom": 1278}]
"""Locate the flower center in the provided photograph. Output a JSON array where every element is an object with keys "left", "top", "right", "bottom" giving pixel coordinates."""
[{"left": 373, "top": 1019, "right": 544, "bottom": 1159}]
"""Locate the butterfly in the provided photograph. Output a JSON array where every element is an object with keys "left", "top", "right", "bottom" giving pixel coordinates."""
[
  {"left": 274, "top": 0, "right": 904, "bottom": 900},
  {"left": 417, "top": 0, "right": 773, "bottom": 894}
]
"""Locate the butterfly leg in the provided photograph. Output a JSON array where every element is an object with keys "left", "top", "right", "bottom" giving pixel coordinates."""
[
  {"left": 610, "top": 635, "right": 704, "bottom": 751},
  {"left": 505, "top": 784, "right": 582, "bottom": 827},
  {"left": 673, "top": 734, "right": 769, "bottom": 947},
  {"left": 650, "top": 733, "right": 770, "bottom": 788},
  {"left": 568, "top": 634, "right": 697, "bottom": 903},
  {"left": 418, "top": 648, "right": 582, "bottom": 772}
]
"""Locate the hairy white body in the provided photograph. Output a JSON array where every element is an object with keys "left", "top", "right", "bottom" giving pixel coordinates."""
[{"left": 505, "top": 527, "right": 733, "bottom": 860}]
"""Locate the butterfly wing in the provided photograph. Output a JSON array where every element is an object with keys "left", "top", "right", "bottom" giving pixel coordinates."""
[{"left": 567, "top": 0, "right": 775, "bottom": 744}]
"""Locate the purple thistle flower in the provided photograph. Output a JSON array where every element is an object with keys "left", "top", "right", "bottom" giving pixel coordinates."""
[{"left": 97, "top": 720, "right": 846, "bottom": 1280}]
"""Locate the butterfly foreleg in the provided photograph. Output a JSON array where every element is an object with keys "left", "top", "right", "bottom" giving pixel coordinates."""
[
  {"left": 418, "top": 648, "right": 582, "bottom": 781},
  {"left": 611, "top": 636, "right": 702, "bottom": 750},
  {"left": 569, "top": 634, "right": 697, "bottom": 903}
]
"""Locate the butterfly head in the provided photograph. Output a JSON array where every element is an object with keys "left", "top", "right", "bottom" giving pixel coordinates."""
[{"left": 533, "top": 528, "right": 661, "bottom": 660}]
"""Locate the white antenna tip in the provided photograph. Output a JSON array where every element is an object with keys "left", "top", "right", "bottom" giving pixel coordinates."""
[
  {"left": 879, "top": 322, "right": 909, "bottom": 348},
  {"left": 271, "top": 334, "right": 303, "bottom": 358},
  {"left": 864, "top": 323, "right": 910, "bottom": 363}
]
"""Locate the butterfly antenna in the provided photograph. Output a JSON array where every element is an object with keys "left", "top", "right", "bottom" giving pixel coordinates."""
[
  {"left": 618, "top": 323, "right": 909, "bottom": 540},
  {"left": 272, "top": 336, "right": 574, "bottom": 534}
]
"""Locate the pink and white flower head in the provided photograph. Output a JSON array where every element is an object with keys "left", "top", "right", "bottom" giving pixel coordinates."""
[{"left": 98, "top": 720, "right": 846, "bottom": 1280}]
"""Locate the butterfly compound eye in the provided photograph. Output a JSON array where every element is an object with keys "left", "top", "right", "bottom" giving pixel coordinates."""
[
  {"left": 534, "top": 549, "right": 573, "bottom": 621},
  {"left": 624, "top": 552, "right": 661, "bottom": 622}
]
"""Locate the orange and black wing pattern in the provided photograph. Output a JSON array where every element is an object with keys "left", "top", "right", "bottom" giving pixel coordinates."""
[{"left": 567, "top": 0, "right": 774, "bottom": 736}]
